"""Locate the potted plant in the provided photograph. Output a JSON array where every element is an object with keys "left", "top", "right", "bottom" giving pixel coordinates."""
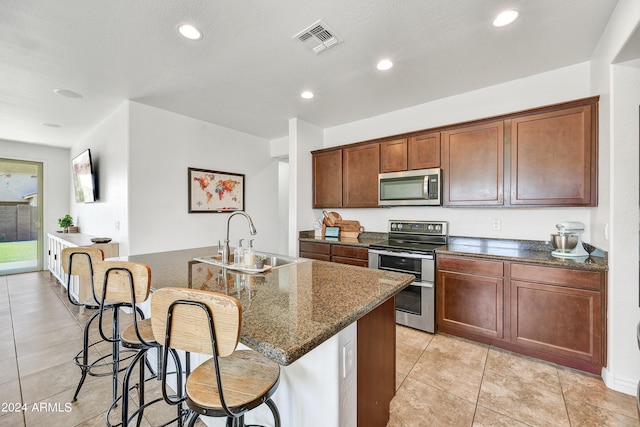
[{"left": 58, "top": 214, "right": 74, "bottom": 233}]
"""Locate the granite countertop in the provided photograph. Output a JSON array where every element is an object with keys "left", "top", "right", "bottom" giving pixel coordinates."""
[
  {"left": 116, "top": 246, "right": 414, "bottom": 366},
  {"left": 299, "top": 231, "right": 608, "bottom": 271},
  {"left": 438, "top": 236, "right": 608, "bottom": 271},
  {"left": 298, "top": 230, "right": 387, "bottom": 248}
]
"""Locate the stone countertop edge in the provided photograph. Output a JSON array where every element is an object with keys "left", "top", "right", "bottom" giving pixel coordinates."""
[
  {"left": 241, "top": 267, "right": 414, "bottom": 366},
  {"left": 299, "top": 231, "right": 608, "bottom": 271}
]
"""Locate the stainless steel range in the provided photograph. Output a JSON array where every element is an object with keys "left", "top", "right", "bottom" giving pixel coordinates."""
[{"left": 368, "top": 220, "right": 448, "bottom": 333}]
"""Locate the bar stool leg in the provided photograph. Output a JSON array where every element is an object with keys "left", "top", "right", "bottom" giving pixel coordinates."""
[
  {"left": 71, "top": 310, "right": 100, "bottom": 402},
  {"left": 111, "top": 307, "right": 120, "bottom": 403}
]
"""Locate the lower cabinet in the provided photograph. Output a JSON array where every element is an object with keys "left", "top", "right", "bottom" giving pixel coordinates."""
[
  {"left": 437, "top": 256, "right": 504, "bottom": 339},
  {"left": 436, "top": 254, "right": 606, "bottom": 374},
  {"left": 48, "top": 233, "right": 119, "bottom": 302},
  {"left": 299, "top": 241, "right": 368, "bottom": 267}
]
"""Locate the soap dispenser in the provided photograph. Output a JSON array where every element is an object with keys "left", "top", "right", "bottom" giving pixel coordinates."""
[
  {"left": 245, "top": 239, "right": 256, "bottom": 268},
  {"left": 233, "top": 239, "right": 244, "bottom": 266}
]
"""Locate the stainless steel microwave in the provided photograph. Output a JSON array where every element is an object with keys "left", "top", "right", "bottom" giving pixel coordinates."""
[{"left": 378, "top": 168, "right": 441, "bottom": 206}]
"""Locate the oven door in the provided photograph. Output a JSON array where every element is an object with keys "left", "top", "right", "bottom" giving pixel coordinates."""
[{"left": 368, "top": 249, "right": 435, "bottom": 333}]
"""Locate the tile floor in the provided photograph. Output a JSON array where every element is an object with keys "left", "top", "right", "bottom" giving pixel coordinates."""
[{"left": 0, "top": 271, "right": 638, "bottom": 427}]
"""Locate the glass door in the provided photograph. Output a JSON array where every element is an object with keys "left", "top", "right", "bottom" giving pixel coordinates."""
[{"left": 0, "top": 158, "right": 43, "bottom": 275}]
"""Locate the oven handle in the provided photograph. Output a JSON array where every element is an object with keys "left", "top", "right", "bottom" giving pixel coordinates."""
[
  {"left": 368, "top": 248, "right": 434, "bottom": 260},
  {"left": 376, "top": 266, "right": 433, "bottom": 288}
]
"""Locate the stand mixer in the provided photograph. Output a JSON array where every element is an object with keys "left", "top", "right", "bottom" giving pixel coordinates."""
[{"left": 550, "top": 221, "right": 589, "bottom": 258}]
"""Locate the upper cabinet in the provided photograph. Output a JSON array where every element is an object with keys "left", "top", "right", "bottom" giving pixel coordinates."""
[
  {"left": 311, "top": 96, "right": 598, "bottom": 209},
  {"left": 509, "top": 104, "right": 597, "bottom": 206},
  {"left": 442, "top": 122, "right": 504, "bottom": 206},
  {"left": 313, "top": 149, "right": 343, "bottom": 208},
  {"left": 380, "top": 138, "right": 407, "bottom": 173},
  {"left": 408, "top": 132, "right": 441, "bottom": 170},
  {"left": 379, "top": 132, "right": 441, "bottom": 173},
  {"left": 343, "top": 143, "right": 380, "bottom": 207},
  {"left": 312, "top": 143, "right": 380, "bottom": 208}
]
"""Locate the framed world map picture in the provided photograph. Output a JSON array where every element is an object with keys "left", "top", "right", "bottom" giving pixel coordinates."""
[{"left": 188, "top": 167, "right": 245, "bottom": 213}]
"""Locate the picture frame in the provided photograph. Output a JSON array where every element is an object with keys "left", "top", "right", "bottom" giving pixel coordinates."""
[{"left": 188, "top": 167, "right": 245, "bottom": 213}]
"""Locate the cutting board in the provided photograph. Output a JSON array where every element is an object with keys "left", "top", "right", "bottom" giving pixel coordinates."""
[{"left": 322, "top": 211, "right": 341, "bottom": 227}]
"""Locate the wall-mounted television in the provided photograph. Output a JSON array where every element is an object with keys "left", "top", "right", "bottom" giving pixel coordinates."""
[{"left": 71, "top": 149, "right": 97, "bottom": 203}]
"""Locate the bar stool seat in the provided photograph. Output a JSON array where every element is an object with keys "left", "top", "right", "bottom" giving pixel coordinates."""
[{"left": 186, "top": 349, "right": 280, "bottom": 416}]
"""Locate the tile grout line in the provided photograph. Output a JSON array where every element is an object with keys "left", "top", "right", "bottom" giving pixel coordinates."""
[{"left": 5, "top": 274, "right": 29, "bottom": 427}]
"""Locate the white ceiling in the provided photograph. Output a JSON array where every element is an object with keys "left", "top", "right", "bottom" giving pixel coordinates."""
[{"left": 0, "top": 0, "right": 621, "bottom": 148}]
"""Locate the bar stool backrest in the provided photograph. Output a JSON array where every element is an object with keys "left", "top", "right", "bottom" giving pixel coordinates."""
[
  {"left": 151, "top": 287, "right": 241, "bottom": 357},
  {"left": 62, "top": 247, "right": 104, "bottom": 277},
  {"left": 61, "top": 247, "right": 104, "bottom": 304},
  {"left": 93, "top": 261, "right": 151, "bottom": 304}
]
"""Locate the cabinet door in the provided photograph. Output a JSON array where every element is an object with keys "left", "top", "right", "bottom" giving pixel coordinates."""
[
  {"left": 380, "top": 138, "right": 408, "bottom": 173},
  {"left": 343, "top": 144, "right": 380, "bottom": 207},
  {"left": 408, "top": 132, "right": 440, "bottom": 170},
  {"left": 442, "top": 121, "right": 504, "bottom": 206},
  {"left": 510, "top": 104, "right": 596, "bottom": 206},
  {"left": 437, "top": 270, "right": 504, "bottom": 339},
  {"left": 511, "top": 280, "right": 602, "bottom": 363},
  {"left": 313, "top": 150, "right": 343, "bottom": 208}
]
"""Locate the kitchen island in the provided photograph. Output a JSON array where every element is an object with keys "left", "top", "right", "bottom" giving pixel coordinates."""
[{"left": 117, "top": 246, "right": 414, "bottom": 427}]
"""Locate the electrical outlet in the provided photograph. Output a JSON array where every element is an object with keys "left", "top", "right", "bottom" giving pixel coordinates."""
[
  {"left": 491, "top": 219, "right": 501, "bottom": 231},
  {"left": 115, "top": 221, "right": 120, "bottom": 230}
]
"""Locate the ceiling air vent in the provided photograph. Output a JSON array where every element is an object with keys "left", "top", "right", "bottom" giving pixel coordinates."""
[{"left": 293, "top": 20, "right": 343, "bottom": 54}]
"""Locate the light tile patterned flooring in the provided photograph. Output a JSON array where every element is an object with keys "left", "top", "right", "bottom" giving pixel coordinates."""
[{"left": 0, "top": 271, "right": 638, "bottom": 426}]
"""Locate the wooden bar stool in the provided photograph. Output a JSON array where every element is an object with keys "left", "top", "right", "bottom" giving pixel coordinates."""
[
  {"left": 94, "top": 261, "right": 187, "bottom": 427},
  {"left": 61, "top": 247, "right": 111, "bottom": 402},
  {"left": 151, "top": 287, "right": 281, "bottom": 427},
  {"left": 93, "top": 261, "right": 152, "bottom": 421}
]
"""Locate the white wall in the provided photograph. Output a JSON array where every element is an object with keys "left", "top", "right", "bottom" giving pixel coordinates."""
[
  {"left": 72, "top": 102, "right": 130, "bottom": 254},
  {"left": 0, "top": 139, "right": 70, "bottom": 265},
  {"left": 127, "top": 102, "right": 279, "bottom": 255},
  {"left": 319, "top": 63, "right": 594, "bottom": 242},
  {"left": 288, "top": 118, "right": 323, "bottom": 256},
  {"left": 589, "top": 0, "right": 640, "bottom": 394}
]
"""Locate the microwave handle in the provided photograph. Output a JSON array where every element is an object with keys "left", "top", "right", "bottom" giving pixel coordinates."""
[{"left": 423, "top": 176, "right": 429, "bottom": 199}]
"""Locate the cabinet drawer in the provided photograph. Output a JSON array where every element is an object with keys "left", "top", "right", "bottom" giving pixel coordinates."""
[
  {"left": 332, "top": 256, "right": 369, "bottom": 267},
  {"left": 511, "top": 263, "right": 602, "bottom": 290},
  {"left": 437, "top": 255, "right": 503, "bottom": 277},
  {"left": 299, "top": 241, "right": 331, "bottom": 255},
  {"left": 331, "top": 244, "right": 368, "bottom": 260},
  {"left": 300, "top": 252, "right": 331, "bottom": 262}
]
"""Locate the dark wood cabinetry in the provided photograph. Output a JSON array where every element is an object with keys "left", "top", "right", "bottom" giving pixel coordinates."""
[
  {"left": 408, "top": 132, "right": 441, "bottom": 170},
  {"left": 442, "top": 121, "right": 504, "bottom": 206},
  {"left": 510, "top": 104, "right": 597, "bottom": 206},
  {"left": 311, "top": 96, "right": 598, "bottom": 209},
  {"left": 437, "top": 256, "right": 504, "bottom": 339},
  {"left": 312, "top": 143, "right": 379, "bottom": 208},
  {"left": 343, "top": 143, "right": 380, "bottom": 208},
  {"left": 510, "top": 263, "right": 603, "bottom": 365},
  {"left": 380, "top": 138, "right": 408, "bottom": 173},
  {"left": 312, "top": 149, "right": 342, "bottom": 208},
  {"left": 436, "top": 254, "right": 606, "bottom": 374},
  {"left": 299, "top": 241, "right": 331, "bottom": 261},
  {"left": 379, "top": 132, "right": 441, "bottom": 173},
  {"left": 300, "top": 241, "right": 369, "bottom": 267}
]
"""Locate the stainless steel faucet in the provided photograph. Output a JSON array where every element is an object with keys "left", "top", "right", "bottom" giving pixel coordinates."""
[{"left": 222, "top": 211, "right": 257, "bottom": 264}]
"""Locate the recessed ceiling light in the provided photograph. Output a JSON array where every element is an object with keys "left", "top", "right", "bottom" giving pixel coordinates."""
[
  {"left": 301, "top": 91, "right": 314, "bottom": 99},
  {"left": 40, "top": 123, "right": 61, "bottom": 128},
  {"left": 54, "top": 88, "right": 83, "bottom": 98},
  {"left": 177, "top": 23, "right": 203, "bottom": 40},
  {"left": 377, "top": 59, "right": 393, "bottom": 71},
  {"left": 493, "top": 10, "right": 519, "bottom": 27}
]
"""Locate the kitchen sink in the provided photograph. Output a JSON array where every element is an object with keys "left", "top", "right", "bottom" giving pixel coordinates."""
[
  {"left": 194, "top": 251, "right": 300, "bottom": 273},
  {"left": 256, "top": 252, "right": 299, "bottom": 268}
]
